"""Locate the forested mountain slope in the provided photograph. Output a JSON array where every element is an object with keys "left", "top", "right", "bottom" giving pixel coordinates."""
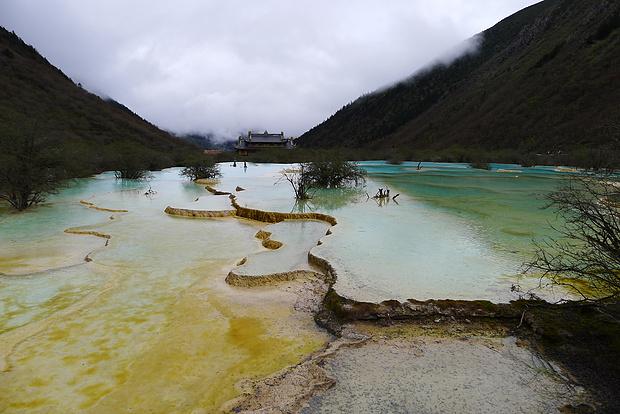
[
  {"left": 0, "top": 27, "right": 197, "bottom": 172},
  {"left": 298, "top": 0, "right": 620, "bottom": 157}
]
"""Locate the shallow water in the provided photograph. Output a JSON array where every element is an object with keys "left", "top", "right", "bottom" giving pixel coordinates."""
[
  {"left": 213, "top": 162, "right": 569, "bottom": 302},
  {"left": 0, "top": 162, "right": 572, "bottom": 411},
  {"left": 0, "top": 169, "right": 328, "bottom": 413},
  {"left": 231, "top": 220, "right": 329, "bottom": 278},
  {"left": 319, "top": 162, "right": 567, "bottom": 302}
]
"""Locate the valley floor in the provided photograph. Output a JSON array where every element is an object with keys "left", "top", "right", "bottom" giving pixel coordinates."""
[{"left": 0, "top": 163, "right": 617, "bottom": 413}]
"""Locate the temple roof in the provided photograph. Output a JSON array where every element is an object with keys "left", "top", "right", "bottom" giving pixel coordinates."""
[{"left": 241, "top": 131, "right": 288, "bottom": 143}]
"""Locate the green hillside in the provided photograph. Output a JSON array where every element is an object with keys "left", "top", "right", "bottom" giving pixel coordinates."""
[
  {"left": 298, "top": 0, "right": 620, "bottom": 161},
  {"left": 0, "top": 27, "right": 198, "bottom": 174}
]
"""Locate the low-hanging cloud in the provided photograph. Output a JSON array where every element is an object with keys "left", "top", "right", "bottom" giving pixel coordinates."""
[
  {"left": 435, "top": 33, "right": 485, "bottom": 66},
  {"left": 0, "top": 0, "right": 538, "bottom": 139}
]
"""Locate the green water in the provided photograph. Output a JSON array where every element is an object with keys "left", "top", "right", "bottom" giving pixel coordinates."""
[
  {"left": 363, "top": 162, "right": 561, "bottom": 255},
  {"left": 205, "top": 162, "right": 566, "bottom": 302},
  {"left": 0, "top": 162, "right": 572, "bottom": 412},
  {"left": 332, "top": 161, "right": 567, "bottom": 301}
]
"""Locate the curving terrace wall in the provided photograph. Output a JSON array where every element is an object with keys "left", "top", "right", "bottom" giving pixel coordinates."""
[
  {"left": 225, "top": 269, "right": 324, "bottom": 287},
  {"left": 162, "top": 184, "right": 532, "bottom": 330},
  {"left": 79, "top": 200, "right": 128, "bottom": 213},
  {"left": 231, "top": 199, "right": 337, "bottom": 226},
  {"left": 64, "top": 228, "right": 111, "bottom": 239},
  {"left": 164, "top": 206, "right": 236, "bottom": 218}
]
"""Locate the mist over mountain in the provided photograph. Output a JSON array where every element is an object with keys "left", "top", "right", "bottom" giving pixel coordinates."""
[
  {"left": 298, "top": 0, "right": 620, "bottom": 155},
  {"left": 1, "top": 0, "right": 541, "bottom": 137},
  {"left": 177, "top": 133, "right": 236, "bottom": 151}
]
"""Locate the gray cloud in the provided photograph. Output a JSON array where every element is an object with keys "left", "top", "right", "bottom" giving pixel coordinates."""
[{"left": 0, "top": 0, "right": 538, "bottom": 139}]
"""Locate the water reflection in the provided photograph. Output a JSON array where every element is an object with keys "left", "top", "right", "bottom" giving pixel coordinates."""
[{"left": 292, "top": 187, "right": 367, "bottom": 213}]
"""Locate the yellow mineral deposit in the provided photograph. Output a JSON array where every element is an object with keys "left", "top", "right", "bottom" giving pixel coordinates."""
[
  {"left": 0, "top": 163, "right": 584, "bottom": 413},
  {"left": 0, "top": 169, "right": 329, "bottom": 413}
]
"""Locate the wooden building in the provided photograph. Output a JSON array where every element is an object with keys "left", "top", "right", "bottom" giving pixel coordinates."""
[{"left": 235, "top": 131, "right": 294, "bottom": 155}]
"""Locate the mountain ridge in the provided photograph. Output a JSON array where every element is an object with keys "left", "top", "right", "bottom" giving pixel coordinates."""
[
  {"left": 297, "top": 0, "right": 620, "bottom": 157},
  {"left": 0, "top": 26, "right": 197, "bottom": 172}
]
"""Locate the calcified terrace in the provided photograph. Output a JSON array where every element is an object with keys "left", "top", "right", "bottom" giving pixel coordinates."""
[
  {"left": 0, "top": 163, "right": 588, "bottom": 412},
  {"left": 164, "top": 181, "right": 527, "bottom": 322}
]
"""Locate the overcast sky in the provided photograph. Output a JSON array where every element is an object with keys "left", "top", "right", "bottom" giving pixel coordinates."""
[{"left": 0, "top": 0, "right": 538, "bottom": 139}]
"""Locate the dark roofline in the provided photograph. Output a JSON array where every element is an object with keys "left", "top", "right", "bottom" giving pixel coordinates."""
[{"left": 248, "top": 130, "right": 284, "bottom": 138}]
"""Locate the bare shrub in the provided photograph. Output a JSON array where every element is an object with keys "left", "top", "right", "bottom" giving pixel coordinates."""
[
  {"left": 525, "top": 174, "right": 620, "bottom": 300},
  {"left": 180, "top": 157, "right": 221, "bottom": 181},
  {"left": 0, "top": 132, "right": 65, "bottom": 210}
]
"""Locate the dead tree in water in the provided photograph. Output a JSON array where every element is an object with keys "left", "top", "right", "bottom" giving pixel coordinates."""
[
  {"left": 279, "top": 165, "right": 313, "bottom": 200},
  {"left": 373, "top": 188, "right": 390, "bottom": 199}
]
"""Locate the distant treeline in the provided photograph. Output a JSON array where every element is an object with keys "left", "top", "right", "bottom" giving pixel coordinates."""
[{"left": 213, "top": 145, "right": 620, "bottom": 171}]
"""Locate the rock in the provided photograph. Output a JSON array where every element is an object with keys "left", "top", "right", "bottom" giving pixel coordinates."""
[
  {"left": 262, "top": 239, "right": 283, "bottom": 250},
  {"left": 205, "top": 185, "right": 231, "bottom": 195},
  {"left": 236, "top": 186, "right": 245, "bottom": 191},
  {"left": 559, "top": 403, "right": 595, "bottom": 414},
  {"left": 255, "top": 230, "right": 272, "bottom": 240}
]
